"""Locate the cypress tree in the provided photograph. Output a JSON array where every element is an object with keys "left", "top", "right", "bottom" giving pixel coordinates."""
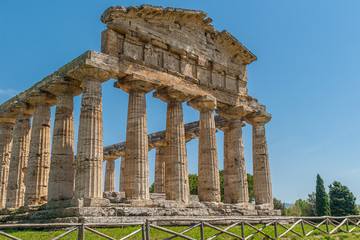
[{"left": 315, "top": 174, "right": 331, "bottom": 216}]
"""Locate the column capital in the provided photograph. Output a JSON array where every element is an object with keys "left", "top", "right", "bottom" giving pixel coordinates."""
[
  {"left": 114, "top": 73, "right": 160, "bottom": 93},
  {"left": 0, "top": 112, "right": 16, "bottom": 125},
  {"left": 187, "top": 95, "right": 216, "bottom": 111},
  {"left": 9, "top": 103, "right": 34, "bottom": 118},
  {"left": 26, "top": 91, "right": 57, "bottom": 107},
  {"left": 103, "top": 155, "right": 119, "bottom": 162},
  {"left": 217, "top": 117, "right": 246, "bottom": 132},
  {"left": 46, "top": 80, "right": 83, "bottom": 97},
  {"left": 153, "top": 85, "right": 195, "bottom": 103},
  {"left": 215, "top": 103, "right": 252, "bottom": 119},
  {"left": 245, "top": 111, "right": 272, "bottom": 125},
  {"left": 71, "top": 67, "right": 111, "bottom": 83}
]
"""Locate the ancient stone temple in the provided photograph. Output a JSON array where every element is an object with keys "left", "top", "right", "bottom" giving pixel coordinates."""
[{"left": 0, "top": 5, "right": 279, "bottom": 223}]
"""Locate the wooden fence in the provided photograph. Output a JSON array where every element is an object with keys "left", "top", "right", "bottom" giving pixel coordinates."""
[{"left": 0, "top": 216, "right": 359, "bottom": 239}]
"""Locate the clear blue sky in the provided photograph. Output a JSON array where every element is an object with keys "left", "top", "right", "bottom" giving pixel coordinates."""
[{"left": 1, "top": 0, "right": 360, "bottom": 204}]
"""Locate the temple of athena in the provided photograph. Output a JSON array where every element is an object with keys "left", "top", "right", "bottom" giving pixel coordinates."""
[{"left": 0, "top": 5, "right": 280, "bottom": 223}]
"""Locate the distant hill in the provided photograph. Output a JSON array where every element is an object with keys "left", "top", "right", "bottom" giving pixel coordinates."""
[{"left": 285, "top": 203, "right": 293, "bottom": 208}]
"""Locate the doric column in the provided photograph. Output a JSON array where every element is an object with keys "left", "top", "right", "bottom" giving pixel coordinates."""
[
  {"left": 153, "top": 86, "right": 190, "bottom": 203},
  {"left": 24, "top": 93, "right": 56, "bottom": 206},
  {"left": 154, "top": 146, "right": 166, "bottom": 194},
  {"left": 104, "top": 157, "right": 116, "bottom": 192},
  {"left": 73, "top": 68, "right": 110, "bottom": 204},
  {"left": 115, "top": 74, "right": 160, "bottom": 200},
  {"left": 6, "top": 104, "right": 33, "bottom": 208},
  {"left": 246, "top": 113, "right": 273, "bottom": 209},
  {"left": 0, "top": 114, "right": 16, "bottom": 209},
  {"left": 47, "top": 81, "right": 82, "bottom": 202},
  {"left": 188, "top": 95, "right": 220, "bottom": 202},
  {"left": 119, "top": 154, "right": 125, "bottom": 192},
  {"left": 220, "top": 119, "right": 249, "bottom": 204},
  {"left": 217, "top": 104, "right": 252, "bottom": 204}
]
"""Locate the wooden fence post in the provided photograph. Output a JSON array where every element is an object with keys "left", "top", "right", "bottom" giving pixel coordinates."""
[
  {"left": 146, "top": 219, "right": 150, "bottom": 240},
  {"left": 78, "top": 224, "right": 85, "bottom": 240},
  {"left": 200, "top": 221, "right": 204, "bottom": 240},
  {"left": 274, "top": 221, "right": 278, "bottom": 238},
  {"left": 241, "top": 220, "right": 245, "bottom": 239},
  {"left": 142, "top": 223, "right": 146, "bottom": 240},
  {"left": 326, "top": 218, "right": 329, "bottom": 234},
  {"left": 301, "top": 219, "right": 306, "bottom": 236}
]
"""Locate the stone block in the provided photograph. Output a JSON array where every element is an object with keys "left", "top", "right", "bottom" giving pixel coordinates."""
[{"left": 83, "top": 198, "right": 111, "bottom": 207}]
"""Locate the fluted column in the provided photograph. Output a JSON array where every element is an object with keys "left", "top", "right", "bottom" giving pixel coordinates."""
[
  {"left": 0, "top": 114, "right": 15, "bottom": 209},
  {"left": 115, "top": 74, "right": 160, "bottom": 200},
  {"left": 154, "top": 87, "right": 190, "bottom": 203},
  {"left": 6, "top": 104, "right": 33, "bottom": 208},
  {"left": 73, "top": 68, "right": 110, "bottom": 203},
  {"left": 154, "top": 146, "right": 165, "bottom": 194},
  {"left": 48, "top": 81, "right": 81, "bottom": 202},
  {"left": 246, "top": 114, "right": 273, "bottom": 209},
  {"left": 188, "top": 95, "right": 220, "bottom": 202},
  {"left": 104, "top": 158, "right": 116, "bottom": 192},
  {"left": 25, "top": 94, "right": 56, "bottom": 206},
  {"left": 221, "top": 119, "right": 249, "bottom": 204},
  {"left": 119, "top": 154, "right": 125, "bottom": 192}
]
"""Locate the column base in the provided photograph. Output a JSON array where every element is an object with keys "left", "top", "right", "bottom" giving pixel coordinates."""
[
  {"left": 255, "top": 203, "right": 274, "bottom": 210},
  {"left": 81, "top": 198, "right": 111, "bottom": 207}
]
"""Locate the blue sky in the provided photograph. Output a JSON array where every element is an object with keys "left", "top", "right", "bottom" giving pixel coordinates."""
[{"left": 1, "top": 0, "right": 360, "bottom": 204}]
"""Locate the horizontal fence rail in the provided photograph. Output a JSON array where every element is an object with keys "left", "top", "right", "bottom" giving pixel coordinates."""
[{"left": 0, "top": 216, "right": 359, "bottom": 239}]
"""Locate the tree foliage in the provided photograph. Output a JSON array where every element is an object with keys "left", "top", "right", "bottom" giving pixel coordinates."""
[
  {"left": 329, "top": 181, "right": 358, "bottom": 216},
  {"left": 286, "top": 204, "right": 302, "bottom": 216},
  {"left": 188, "top": 174, "right": 198, "bottom": 195},
  {"left": 307, "top": 192, "right": 317, "bottom": 216},
  {"left": 316, "top": 174, "right": 331, "bottom": 216},
  {"left": 247, "top": 174, "right": 254, "bottom": 203},
  {"left": 273, "top": 198, "right": 286, "bottom": 215}
]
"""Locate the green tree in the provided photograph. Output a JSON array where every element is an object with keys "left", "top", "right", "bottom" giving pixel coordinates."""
[
  {"left": 219, "top": 170, "right": 224, "bottom": 201},
  {"left": 329, "top": 181, "right": 358, "bottom": 216},
  {"left": 247, "top": 174, "right": 254, "bottom": 203},
  {"left": 286, "top": 204, "right": 302, "bottom": 216},
  {"left": 295, "top": 199, "right": 311, "bottom": 216},
  {"left": 188, "top": 174, "right": 198, "bottom": 195},
  {"left": 273, "top": 198, "right": 286, "bottom": 215},
  {"left": 316, "top": 174, "right": 331, "bottom": 216},
  {"left": 307, "top": 192, "right": 317, "bottom": 216},
  {"left": 149, "top": 182, "right": 154, "bottom": 193}
]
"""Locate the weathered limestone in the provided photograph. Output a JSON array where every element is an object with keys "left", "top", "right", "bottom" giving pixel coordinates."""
[
  {"left": 104, "top": 158, "right": 116, "bottom": 192},
  {"left": 246, "top": 113, "right": 273, "bottom": 209},
  {"left": 24, "top": 94, "right": 56, "bottom": 206},
  {"left": 6, "top": 104, "right": 33, "bottom": 209},
  {"left": 115, "top": 74, "right": 160, "bottom": 200},
  {"left": 217, "top": 104, "right": 252, "bottom": 204},
  {"left": 188, "top": 95, "right": 220, "bottom": 202},
  {"left": 47, "top": 81, "right": 82, "bottom": 202},
  {"left": 154, "top": 146, "right": 165, "bottom": 194},
  {"left": 73, "top": 68, "right": 110, "bottom": 204},
  {"left": 222, "top": 119, "right": 249, "bottom": 204},
  {"left": 154, "top": 87, "right": 191, "bottom": 203},
  {"left": 119, "top": 155, "right": 125, "bottom": 192},
  {"left": 0, "top": 114, "right": 16, "bottom": 209}
]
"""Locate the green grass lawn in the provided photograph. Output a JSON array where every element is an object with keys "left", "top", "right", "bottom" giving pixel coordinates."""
[{"left": 0, "top": 223, "right": 359, "bottom": 240}]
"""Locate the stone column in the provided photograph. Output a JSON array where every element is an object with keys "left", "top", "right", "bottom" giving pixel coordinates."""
[
  {"left": 246, "top": 113, "right": 273, "bottom": 209},
  {"left": 6, "top": 104, "right": 33, "bottom": 208},
  {"left": 0, "top": 114, "right": 15, "bottom": 209},
  {"left": 154, "top": 146, "right": 165, "bottom": 194},
  {"left": 24, "top": 93, "right": 56, "bottom": 206},
  {"left": 104, "top": 158, "right": 116, "bottom": 192},
  {"left": 153, "top": 87, "right": 190, "bottom": 203},
  {"left": 220, "top": 119, "right": 249, "bottom": 204},
  {"left": 47, "top": 81, "right": 81, "bottom": 202},
  {"left": 115, "top": 74, "right": 160, "bottom": 201},
  {"left": 73, "top": 68, "right": 110, "bottom": 206},
  {"left": 119, "top": 154, "right": 125, "bottom": 192},
  {"left": 188, "top": 95, "right": 220, "bottom": 202}
]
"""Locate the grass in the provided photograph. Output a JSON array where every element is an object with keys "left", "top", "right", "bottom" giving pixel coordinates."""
[{"left": 0, "top": 223, "right": 359, "bottom": 239}]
